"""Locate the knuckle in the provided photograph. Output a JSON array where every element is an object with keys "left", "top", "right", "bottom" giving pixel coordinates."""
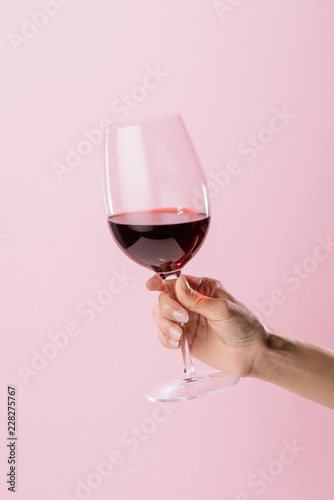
[
  {"left": 191, "top": 290, "right": 205, "bottom": 306},
  {"left": 208, "top": 277, "right": 223, "bottom": 290},
  {"left": 161, "top": 301, "right": 171, "bottom": 317},
  {"left": 158, "top": 330, "right": 170, "bottom": 348},
  {"left": 214, "top": 279, "right": 223, "bottom": 290},
  {"left": 158, "top": 291, "right": 168, "bottom": 304},
  {"left": 199, "top": 276, "right": 223, "bottom": 297},
  {"left": 219, "top": 297, "right": 229, "bottom": 313},
  {"left": 153, "top": 305, "right": 159, "bottom": 319},
  {"left": 158, "top": 293, "right": 172, "bottom": 315}
]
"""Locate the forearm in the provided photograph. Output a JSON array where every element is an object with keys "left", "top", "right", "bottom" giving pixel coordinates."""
[{"left": 252, "top": 329, "right": 334, "bottom": 410}]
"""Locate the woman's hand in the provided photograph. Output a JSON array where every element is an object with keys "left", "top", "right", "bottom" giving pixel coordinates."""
[{"left": 146, "top": 274, "right": 268, "bottom": 377}]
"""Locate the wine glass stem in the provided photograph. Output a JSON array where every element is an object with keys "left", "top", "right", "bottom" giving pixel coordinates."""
[
  {"left": 180, "top": 327, "right": 196, "bottom": 378},
  {"left": 162, "top": 272, "right": 197, "bottom": 380}
]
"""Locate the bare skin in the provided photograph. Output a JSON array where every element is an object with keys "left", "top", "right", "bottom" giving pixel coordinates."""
[{"left": 146, "top": 273, "right": 334, "bottom": 410}]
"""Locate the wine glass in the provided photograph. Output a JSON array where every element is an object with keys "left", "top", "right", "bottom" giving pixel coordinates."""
[{"left": 102, "top": 113, "right": 239, "bottom": 401}]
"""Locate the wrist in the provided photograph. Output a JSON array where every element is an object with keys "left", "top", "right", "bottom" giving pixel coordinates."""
[{"left": 250, "top": 327, "right": 298, "bottom": 381}]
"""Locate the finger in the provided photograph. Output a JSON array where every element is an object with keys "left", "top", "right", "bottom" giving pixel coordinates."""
[
  {"left": 175, "top": 275, "right": 230, "bottom": 321},
  {"left": 146, "top": 274, "right": 205, "bottom": 295},
  {"left": 146, "top": 274, "right": 165, "bottom": 292},
  {"left": 153, "top": 305, "right": 183, "bottom": 342},
  {"left": 158, "top": 329, "right": 180, "bottom": 349},
  {"left": 158, "top": 292, "right": 189, "bottom": 323},
  {"left": 185, "top": 275, "right": 237, "bottom": 303},
  {"left": 146, "top": 273, "right": 238, "bottom": 309},
  {"left": 210, "top": 280, "right": 238, "bottom": 303}
]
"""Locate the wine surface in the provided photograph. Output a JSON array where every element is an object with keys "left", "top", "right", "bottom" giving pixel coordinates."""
[{"left": 108, "top": 208, "right": 210, "bottom": 276}]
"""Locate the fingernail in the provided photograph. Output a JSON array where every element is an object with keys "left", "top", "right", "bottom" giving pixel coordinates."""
[
  {"left": 168, "top": 338, "right": 179, "bottom": 348},
  {"left": 173, "top": 309, "right": 189, "bottom": 323},
  {"left": 179, "top": 274, "right": 190, "bottom": 291},
  {"left": 169, "top": 326, "right": 182, "bottom": 340}
]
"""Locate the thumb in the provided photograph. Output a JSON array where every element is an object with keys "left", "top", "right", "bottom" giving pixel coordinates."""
[{"left": 175, "top": 274, "right": 228, "bottom": 321}]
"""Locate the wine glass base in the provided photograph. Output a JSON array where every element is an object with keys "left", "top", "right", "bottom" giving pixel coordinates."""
[{"left": 145, "top": 370, "right": 239, "bottom": 402}]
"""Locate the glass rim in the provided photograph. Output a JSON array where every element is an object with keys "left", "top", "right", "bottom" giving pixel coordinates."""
[{"left": 102, "top": 113, "right": 182, "bottom": 132}]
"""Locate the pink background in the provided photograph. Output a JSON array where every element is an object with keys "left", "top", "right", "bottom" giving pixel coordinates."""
[{"left": 1, "top": 1, "right": 334, "bottom": 499}]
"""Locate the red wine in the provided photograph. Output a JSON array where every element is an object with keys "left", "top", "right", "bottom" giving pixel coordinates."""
[{"left": 108, "top": 208, "right": 210, "bottom": 277}]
